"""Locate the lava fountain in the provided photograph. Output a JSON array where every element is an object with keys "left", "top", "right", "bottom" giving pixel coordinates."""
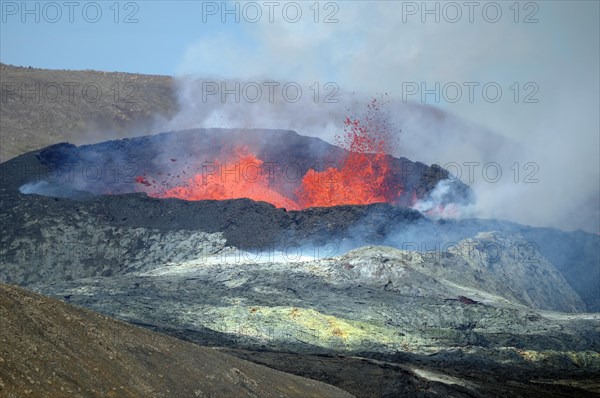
[{"left": 135, "top": 107, "right": 403, "bottom": 210}]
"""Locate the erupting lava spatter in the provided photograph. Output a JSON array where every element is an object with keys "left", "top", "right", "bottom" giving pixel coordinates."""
[
  {"left": 159, "top": 147, "right": 300, "bottom": 210},
  {"left": 136, "top": 98, "right": 403, "bottom": 209},
  {"left": 296, "top": 110, "right": 401, "bottom": 207}
]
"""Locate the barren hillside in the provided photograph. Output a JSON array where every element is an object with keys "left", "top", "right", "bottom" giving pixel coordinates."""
[
  {"left": 0, "top": 283, "right": 353, "bottom": 398},
  {"left": 0, "top": 63, "right": 178, "bottom": 161}
]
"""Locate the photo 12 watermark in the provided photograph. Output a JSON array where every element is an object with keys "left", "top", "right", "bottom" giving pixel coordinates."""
[
  {"left": 1, "top": 1, "right": 140, "bottom": 23},
  {"left": 435, "top": 161, "right": 540, "bottom": 184},
  {"left": 401, "top": 81, "right": 540, "bottom": 104},
  {"left": 200, "top": 81, "right": 339, "bottom": 104},
  {"left": 198, "top": 241, "right": 341, "bottom": 264},
  {"left": 10, "top": 160, "right": 143, "bottom": 186},
  {"left": 201, "top": 1, "right": 340, "bottom": 23},
  {"left": 399, "top": 1, "right": 539, "bottom": 24},
  {"left": 1, "top": 81, "right": 138, "bottom": 104},
  {"left": 398, "top": 238, "right": 541, "bottom": 264}
]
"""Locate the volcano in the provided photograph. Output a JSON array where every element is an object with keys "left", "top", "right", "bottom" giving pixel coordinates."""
[
  {"left": 15, "top": 128, "right": 473, "bottom": 211},
  {"left": 2, "top": 127, "right": 473, "bottom": 253}
]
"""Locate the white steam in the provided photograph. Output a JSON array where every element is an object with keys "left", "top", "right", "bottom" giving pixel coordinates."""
[
  {"left": 412, "top": 179, "right": 474, "bottom": 219},
  {"left": 160, "top": 1, "right": 598, "bottom": 233}
]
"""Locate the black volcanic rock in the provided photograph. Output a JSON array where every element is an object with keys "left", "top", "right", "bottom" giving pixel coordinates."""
[{"left": 0, "top": 188, "right": 426, "bottom": 285}]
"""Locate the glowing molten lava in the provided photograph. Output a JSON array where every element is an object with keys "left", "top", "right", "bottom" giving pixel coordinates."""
[
  {"left": 159, "top": 147, "right": 300, "bottom": 210},
  {"left": 136, "top": 101, "right": 403, "bottom": 209},
  {"left": 297, "top": 116, "right": 400, "bottom": 207}
]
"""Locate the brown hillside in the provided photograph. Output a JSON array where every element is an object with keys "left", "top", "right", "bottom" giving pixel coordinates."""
[
  {"left": 0, "top": 283, "right": 353, "bottom": 398},
  {"left": 0, "top": 63, "right": 178, "bottom": 162}
]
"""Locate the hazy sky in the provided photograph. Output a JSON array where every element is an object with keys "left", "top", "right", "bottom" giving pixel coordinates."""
[
  {"left": 1, "top": 1, "right": 599, "bottom": 232},
  {"left": 2, "top": 1, "right": 597, "bottom": 146},
  {"left": 3, "top": 1, "right": 598, "bottom": 137}
]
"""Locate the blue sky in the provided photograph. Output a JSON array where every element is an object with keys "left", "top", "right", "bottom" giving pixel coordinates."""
[
  {"left": 1, "top": 1, "right": 249, "bottom": 75},
  {"left": 1, "top": 1, "right": 598, "bottom": 85},
  {"left": 2, "top": 1, "right": 598, "bottom": 120}
]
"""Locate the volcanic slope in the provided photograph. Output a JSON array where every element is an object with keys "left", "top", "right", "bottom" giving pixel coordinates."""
[
  {"left": 0, "top": 63, "right": 178, "bottom": 162},
  {"left": 0, "top": 283, "right": 354, "bottom": 398}
]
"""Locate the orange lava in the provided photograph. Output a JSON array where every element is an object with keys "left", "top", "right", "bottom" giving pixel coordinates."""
[
  {"left": 159, "top": 147, "right": 301, "bottom": 210},
  {"left": 297, "top": 116, "right": 398, "bottom": 207},
  {"left": 137, "top": 99, "right": 403, "bottom": 209}
]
